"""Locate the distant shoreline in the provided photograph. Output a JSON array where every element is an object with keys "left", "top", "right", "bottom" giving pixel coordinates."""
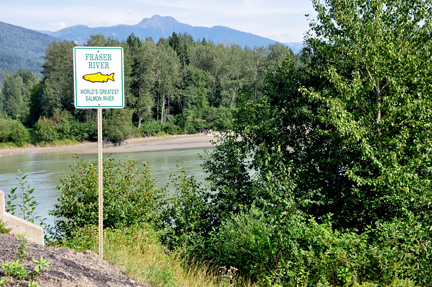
[{"left": 0, "top": 133, "right": 219, "bottom": 157}]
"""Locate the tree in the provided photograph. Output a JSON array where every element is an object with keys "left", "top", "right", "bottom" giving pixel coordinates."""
[
  {"left": 126, "top": 34, "right": 156, "bottom": 129},
  {"left": 204, "top": 0, "right": 432, "bottom": 231},
  {"left": 1, "top": 74, "right": 24, "bottom": 120},
  {"left": 300, "top": 0, "right": 432, "bottom": 228},
  {"left": 40, "top": 40, "right": 75, "bottom": 118},
  {"left": 0, "top": 70, "right": 38, "bottom": 123},
  {"left": 155, "top": 41, "right": 180, "bottom": 124}
]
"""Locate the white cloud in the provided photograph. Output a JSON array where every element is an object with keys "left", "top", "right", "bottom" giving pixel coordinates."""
[{"left": 49, "top": 22, "right": 67, "bottom": 31}]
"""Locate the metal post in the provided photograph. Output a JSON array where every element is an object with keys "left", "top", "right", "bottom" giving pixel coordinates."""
[{"left": 97, "top": 108, "right": 103, "bottom": 260}]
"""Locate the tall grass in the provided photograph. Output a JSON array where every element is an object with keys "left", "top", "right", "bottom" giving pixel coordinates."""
[{"left": 62, "top": 225, "right": 255, "bottom": 287}]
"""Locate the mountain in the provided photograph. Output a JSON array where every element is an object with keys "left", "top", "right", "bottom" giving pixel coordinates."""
[
  {"left": 49, "top": 15, "right": 302, "bottom": 52},
  {"left": 0, "top": 21, "right": 58, "bottom": 81}
]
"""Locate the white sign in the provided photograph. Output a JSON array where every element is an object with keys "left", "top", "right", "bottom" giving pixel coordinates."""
[{"left": 73, "top": 47, "right": 124, "bottom": 108}]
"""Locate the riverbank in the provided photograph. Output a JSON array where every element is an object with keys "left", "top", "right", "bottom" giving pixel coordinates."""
[{"left": 0, "top": 133, "right": 219, "bottom": 157}]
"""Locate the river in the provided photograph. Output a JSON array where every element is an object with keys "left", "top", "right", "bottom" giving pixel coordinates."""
[{"left": 0, "top": 147, "right": 212, "bottom": 227}]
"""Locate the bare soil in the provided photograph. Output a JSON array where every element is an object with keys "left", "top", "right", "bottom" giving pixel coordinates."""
[{"left": 0, "top": 233, "right": 150, "bottom": 287}]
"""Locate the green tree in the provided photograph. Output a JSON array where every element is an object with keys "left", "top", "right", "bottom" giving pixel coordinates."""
[
  {"left": 0, "top": 70, "right": 38, "bottom": 122},
  {"left": 155, "top": 40, "right": 180, "bottom": 124},
  {"left": 1, "top": 74, "right": 24, "bottom": 120},
  {"left": 126, "top": 34, "right": 156, "bottom": 129},
  {"left": 28, "top": 82, "right": 43, "bottom": 126},
  {"left": 204, "top": 0, "right": 432, "bottom": 232},
  {"left": 300, "top": 0, "right": 432, "bottom": 229},
  {"left": 40, "top": 40, "right": 75, "bottom": 118}
]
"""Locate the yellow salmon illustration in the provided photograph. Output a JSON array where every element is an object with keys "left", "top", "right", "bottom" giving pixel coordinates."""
[{"left": 83, "top": 72, "right": 115, "bottom": 83}]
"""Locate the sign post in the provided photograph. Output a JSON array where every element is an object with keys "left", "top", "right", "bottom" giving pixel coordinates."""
[{"left": 73, "top": 47, "right": 124, "bottom": 260}]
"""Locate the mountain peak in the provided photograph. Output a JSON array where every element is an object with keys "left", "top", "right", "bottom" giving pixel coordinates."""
[
  {"left": 48, "top": 15, "right": 301, "bottom": 51},
  {"left": 136, "top": 15, "right": 179, "bottom": 29}
]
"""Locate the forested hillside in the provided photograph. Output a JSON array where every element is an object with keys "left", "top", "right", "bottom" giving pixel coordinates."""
[
  {"left": 49, "top": 15, "right": 287, "bottom": 49},
  {"left": 0, "top": 21, "right": 57, "bottom": 82},
  {"left": 0, "top": 32, "right": 292, "bottom": 146}
]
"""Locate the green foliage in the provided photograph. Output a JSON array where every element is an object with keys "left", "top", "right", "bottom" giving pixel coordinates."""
[
  {"left": 0, "top": 21, "right": 55, "bottom": 79},
  {"left": 33, "top": 110, "right": 96, "bottom": 143},
  {"left": 0, "top": 70, "right": 39, "bottom": 124},
  {"left": 0, "top": 220, "right": 11, "bottom": 234},
  {"left": 366, "top": 213, "right": 432, "bottom": 285},
  {"left": 210, "top": 207, "right": 274, "bottom": 280},
  {"left": 159, "top": 165, "right": 210, "bottom": 255},
  {"left": 300, "top": 0, "right": 432, "bottom": 229},
  {"left": 160, "top": 2, "right": 432, "bottom": 285},
  {"left": 40, "top": 40, "right": 75, "bottom": 118},
  {"left": 126, "top": 34, "right": 157, "bottom": 129},
  {"left": 103, "top": 109, "right": 133, "bottom": 143},
  {"left": 6, "top": 170, "right": 45, "bottom": 226},
  {"left": 33, "top": 116, "right": 59, "bottom": 142},
  {"left": 0, "top": 233, "right": 51, "bottom": 287},
  {"left": 1, "top": 259, "right": 30, "bottom": 283},
  {"left": 50, "top": 157, "right": 160, "bottom": 240},
  {"left": 0, "top": 118, "right": 29, "bottom": 146},
  {"left": 138, "top": 119, "right": 162, "bottom": 136}
]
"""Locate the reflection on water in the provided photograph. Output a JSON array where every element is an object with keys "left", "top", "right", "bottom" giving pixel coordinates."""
[{"left": 0, "top": 147, "right": 212, "bottom": 227}]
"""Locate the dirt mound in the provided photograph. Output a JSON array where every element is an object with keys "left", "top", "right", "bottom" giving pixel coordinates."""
[{"left": 0, "top": 233, "right": 150, "bottom": 287}]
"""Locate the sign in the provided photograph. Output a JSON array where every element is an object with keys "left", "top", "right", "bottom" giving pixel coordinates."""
[
  {"left": 73, "top": 46, "right": 125, "bottom": 260},
  {"left": 73, "top": 47, "right": 124, "bottom": 108}
]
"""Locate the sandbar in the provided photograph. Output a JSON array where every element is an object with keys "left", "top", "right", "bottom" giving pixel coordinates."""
[{"left": 0, "top": 133, "right": 220, "bottom": 157}]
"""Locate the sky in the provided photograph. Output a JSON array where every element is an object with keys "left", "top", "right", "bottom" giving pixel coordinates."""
[{"left": 0, "top": 0, "right": 316, "bottom": 43}]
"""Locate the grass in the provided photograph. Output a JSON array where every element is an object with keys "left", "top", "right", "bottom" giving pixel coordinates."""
[{"left": 62, "top": 225, "right": 255, "bottom": 287}]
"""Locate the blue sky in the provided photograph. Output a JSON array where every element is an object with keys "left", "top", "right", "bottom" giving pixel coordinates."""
[{"left": 1, "top": 0, "right": 316, "bottom": 43}]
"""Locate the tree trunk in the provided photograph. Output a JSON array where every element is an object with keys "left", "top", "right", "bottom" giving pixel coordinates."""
[
  {"left": 156, "top": 82, "right": 160, "bottom": 122},
  {"left": 376, "top": 79, "right": 381, "bottom": 123},
  {"left": 161, "top": 94, "right": 165, "bottom": 125},
  {"left": 138, "top": 113, "right": 143, "bottom": 129}
]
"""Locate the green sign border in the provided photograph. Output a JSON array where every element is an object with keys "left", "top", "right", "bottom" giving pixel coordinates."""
[{"left": 73, "top": 47, "right": 124, "bottom": 108}]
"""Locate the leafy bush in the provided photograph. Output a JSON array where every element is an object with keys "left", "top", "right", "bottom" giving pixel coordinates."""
[
  {"left": 6, "top": 170, "right": 45, "bottom": 227},
  {"left": 0, "top": 220, "right": 11, "bottom": 234},
  {"left": 0, "top": 118, "right": 29, "bottom": 146},
  {"left": 158, "top": 165, "right": 210, "bottom": 256},
  {"left": 103, "top": 109, "right": 133, "bottom": 143},
  {"left": 33, "top": 116, "right": 59, "bottom": 142},
  {"left": 138, "top": 119, "right": 162, "bottom": 136},
  {"left": 50, "top": 157, "right": 160, "bottom": 240},
  {"left": 210, "top": 207, "right": 274, "bottom": 280},
  {"left": 162, "top": 121, "right": 182, "bottom": 135},
  {"left": 366, "top": 213, "right": 432, "bottom": 286},
  {"left": 163, "top": 159, "right": 432, "bottom": 286},
  {"left": 34, "top": 110, "right": 97, "bottom": 144},
  {"left": 175, "top": 106, "right": 233, "bottom": 134},
  {"left": 70, "top": 120, "right": 97, "bottom": 141}
]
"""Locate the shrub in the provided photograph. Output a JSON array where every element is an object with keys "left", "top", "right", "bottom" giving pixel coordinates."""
[
  {"left": 158, "top": 165, "right": 210, "bottom": 255},
  {"left": 0, "top": 118, "right": 29, "bottom": 146},
  {"left": 139, "top": 119, "right": 162, "bottom": 136},
  {"left": 50, "top": 157, "right": 160, "bottom": 240},
  {"left": 366, "top": 213, "right": 432, "bottom": 286},
  {"left": 34, "top": 117, "right": 59, "bottom": 142},
  {"left": 71, "top": 120, "right": 97, "bottom": 141},
  {"left": 162, "top": 121, "right": 182, "bottom": 135},
  {"left": 34, "top": 110, "right": 94, "bottom": 144},
  {"left": 210, "top": 207, "right": 274, "bottom": 280},
  {"left": 103, "top": 109, "right": 133, "bottom": 143}
]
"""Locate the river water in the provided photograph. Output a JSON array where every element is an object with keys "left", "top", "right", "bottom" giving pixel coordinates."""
[{"left": 0, "top": 147, "right": 212, "bottom": 227}]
